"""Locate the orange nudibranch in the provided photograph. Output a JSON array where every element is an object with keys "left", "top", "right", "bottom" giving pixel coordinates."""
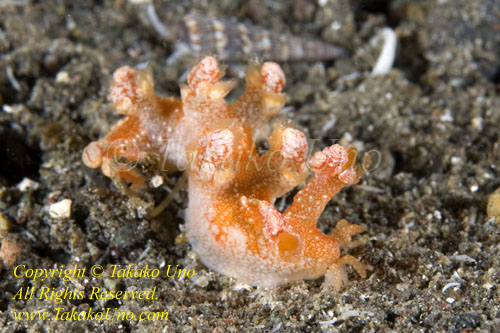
[{"left": 82, "top": 56, "right": 366, "bottom": 290}]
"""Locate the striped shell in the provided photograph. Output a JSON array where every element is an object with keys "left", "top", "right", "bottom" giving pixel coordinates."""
[{"left": 148, "top": 5, "right": 348, "bottom": 62}]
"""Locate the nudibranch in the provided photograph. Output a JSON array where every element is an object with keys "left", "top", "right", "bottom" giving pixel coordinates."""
[{"left": 82, "top": 57, "right": 366, "bottom": 290}]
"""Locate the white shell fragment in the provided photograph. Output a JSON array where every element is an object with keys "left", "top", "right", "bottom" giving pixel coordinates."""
[
  {"left": 16, "top": 177, "right": 40, "bottom": 192},
  {"left": 49, "top": 199, "right": 72, "bottom": 218},
  {"left": 150, "top": 175, "right": 164, "bottom": 188},
  {"left": 372, "top": 28, "right": 397, "bottom": 76}
]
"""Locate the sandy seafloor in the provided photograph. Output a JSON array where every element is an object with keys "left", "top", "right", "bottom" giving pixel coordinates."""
[{"left": 0, "top": 0, "right": 499, "bottom": 331}]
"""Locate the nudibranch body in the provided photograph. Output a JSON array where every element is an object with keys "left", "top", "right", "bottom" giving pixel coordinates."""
[{"left": 82, "top": 57, "right": 366, "bottom": 290}]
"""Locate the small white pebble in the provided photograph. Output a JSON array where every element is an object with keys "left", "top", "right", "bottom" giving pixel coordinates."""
[
  {"left": 451, "top": 156, "right": 461, "bottom": 165},
  {"left": 446, "top": 297, "right": 455, "bottom": 304},
  {"left": 330, "top": 21, "right": 341, "bottom": 30},
  {"left": 471, "top": 117, "right": 483, "bottom": 130},
  {"left": 104, "top": 278, "right": 119, "bottom": 291},
  {"left": 470, "top": 184, "right": 479, "bottom": 192},
  {"left": 341, "top": 132, "right": 353, "bottom": 144},
  {"left": 55, "top": 71, "right": 70, "bottom": 84},
  {"left": 194, "top": 275, "right": 209, "bottom": 288},
  {"left": 49, "top": 199, "right": 72, "bottom": 218},
  {"left": 150, "top": 175, "right": 164, "bottom": 188},
  {"left": 2, "top": 104, "right": 27, "bottom": 114},
  {"left": 482, "top": 282, "right": 493, "bottom": 290},
  {"left": 16, "top": 177, "right": 39, "bottom": 192},
  {"left": 2, "top": 105, "right": 14, "bottom": 113},
  {"left": 440, "top": 110, "right": 454, "bottom": 122},
  {"left": 65, "top": 16, "right": 76, "bottom": 30}
]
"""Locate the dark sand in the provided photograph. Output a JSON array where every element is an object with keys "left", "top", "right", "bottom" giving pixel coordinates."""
[{"left": 0, "top": 0, "right": 498, "bottom": 331}]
